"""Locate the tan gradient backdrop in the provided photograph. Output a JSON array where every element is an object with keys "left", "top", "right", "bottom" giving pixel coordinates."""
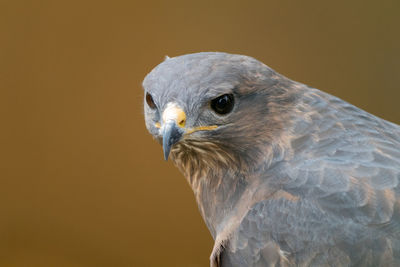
[{"left": 1, "top": 0, "right": 399, "bottom": 266}]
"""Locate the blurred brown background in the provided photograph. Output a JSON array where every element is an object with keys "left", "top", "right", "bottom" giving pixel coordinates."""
[{"left": 1, "top": 0, "right": 399, "bottom": 266}]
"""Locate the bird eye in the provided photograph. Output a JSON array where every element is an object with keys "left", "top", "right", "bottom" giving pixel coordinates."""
[
  {"left": 146, "top": 92, "right": 157, "bottom": 109},
  {"left": 210, "top": 94, "right": 235, "bottom": 115}
]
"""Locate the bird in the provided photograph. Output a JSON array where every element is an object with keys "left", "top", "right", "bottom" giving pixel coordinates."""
[{"left": 142, "top": 52, "right": 400, "bottom": 267}]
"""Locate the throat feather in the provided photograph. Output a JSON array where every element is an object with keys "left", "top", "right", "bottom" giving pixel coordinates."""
[{"left": 170, "top": 140, "right": 240, "bottom": 190}]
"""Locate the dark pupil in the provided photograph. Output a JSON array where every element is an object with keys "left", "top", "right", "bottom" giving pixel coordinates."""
[
  {"left": 211, "top": 94, "right": 234, "bottom": 115},
  {"left": 146, "top": 92, "right": 156, "bottom": 109}
]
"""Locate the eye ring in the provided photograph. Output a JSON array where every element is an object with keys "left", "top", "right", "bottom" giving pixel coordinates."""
[
  {"left": 146, "top": 92, "right": 157, "bottom": 109},
  {"left": 210, "top": 94, "right": 235, "bottom": 115}
]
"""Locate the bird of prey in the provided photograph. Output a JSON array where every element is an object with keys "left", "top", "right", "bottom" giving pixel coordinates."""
[{"left": 142, "top": 52, "right": 400, "bottom": 267}]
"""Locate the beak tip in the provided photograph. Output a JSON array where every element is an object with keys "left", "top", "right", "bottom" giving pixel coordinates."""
[
  {"left": 163, "top": 151, "right": 170, "bottom": 161},
  {"left": 162, "top": 121, "right": 183, "bottom": 162},
  {"left": 162, "top": 143, "right": 170, "bottom": 161}
]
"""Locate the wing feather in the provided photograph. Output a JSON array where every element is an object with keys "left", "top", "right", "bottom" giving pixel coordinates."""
[{"left": 223, "top": 88, "right": 400, "bottom": 266}]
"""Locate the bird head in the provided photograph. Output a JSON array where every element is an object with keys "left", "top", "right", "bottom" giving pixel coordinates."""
[{"left": 143, "top": 52, "right": 297, "bottom": 175}]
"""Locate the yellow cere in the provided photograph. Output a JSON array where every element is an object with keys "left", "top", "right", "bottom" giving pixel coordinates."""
[
  {"left": 162, "top": 104, "right": 186, "bottom": 128},
  {"left": 185, "top": 125, "right": 218, "bottom": 135},
  {"left": 154, "top": 122, "right": 217, "bottom": 134},
  {"left": 157, "top": 103, "right": 218, "bottom": 134}
]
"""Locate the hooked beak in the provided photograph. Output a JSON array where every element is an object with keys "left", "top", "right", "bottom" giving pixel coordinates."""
[
  {"left": 160, "top": 104, "right": 186, "bottom": 161},
  {"left": 162, "top": 121, "right": 184, "bottom": 160}
]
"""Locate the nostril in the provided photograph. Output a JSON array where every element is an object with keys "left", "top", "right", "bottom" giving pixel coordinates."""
[{"left": 179, "top": 119, "right": 186, "bottom": 127}]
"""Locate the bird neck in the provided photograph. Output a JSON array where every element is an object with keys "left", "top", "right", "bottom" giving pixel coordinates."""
[
  {"left": 170, "top": 141, "right": 283, "bottom": 238},
  {"left": 169, "top": 143, "right": 246, "bottom": 237},
  {"left": 186, "top": 164, "right": 280, "bottom": 240},
  {"left": 189, "top": 168, "right": 249, "bottom": 238}
]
